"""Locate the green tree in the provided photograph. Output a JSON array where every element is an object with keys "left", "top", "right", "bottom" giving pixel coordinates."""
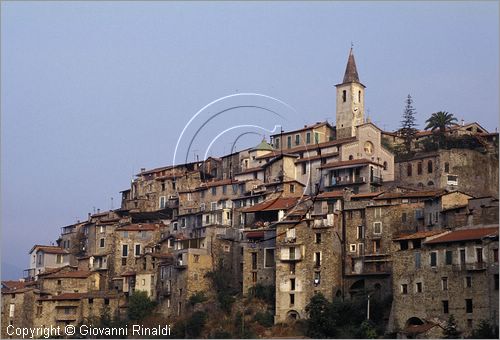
[
  {"left": 127, "top": 291, "right": 157, "bottom": 321},
  {"left": 305, "top": 293, "right": 336, "bottom": 338},
  {"left": 471, "top": 320, "right": 499, "bottom": 339},
  {"left": 400, "top": 94, "right": 418, "bottom": 153},
  {"left": 443, "top": 315, "right": 461, "bottom": 339},
  {"left": 205, "top": 261, "right": 237, "bottom": 313},
  {"left": 425, "top": 111, "right": 458, "bottom": 147}
]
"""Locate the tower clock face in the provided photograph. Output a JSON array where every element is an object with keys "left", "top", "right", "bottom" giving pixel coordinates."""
[{"left": 364, "top": 141, "right": 374, "bottom": 155}]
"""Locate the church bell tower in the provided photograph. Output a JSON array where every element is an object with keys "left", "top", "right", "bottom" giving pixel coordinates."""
[{"left": 335, "top": 48, "right": 365, "bottom": 139}]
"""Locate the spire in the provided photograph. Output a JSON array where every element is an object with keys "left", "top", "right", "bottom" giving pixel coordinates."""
[{"left": 342, "top": 48, "right": 360, "bottom": 83}]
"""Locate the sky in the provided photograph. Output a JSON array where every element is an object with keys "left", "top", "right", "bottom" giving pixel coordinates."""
[{"left": 1, "top": 1, "right": 499, "bottom": 279}]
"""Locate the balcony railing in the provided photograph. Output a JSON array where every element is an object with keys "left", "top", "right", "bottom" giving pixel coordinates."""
[
  {"left": 329, "top": 177, "right": 366, "bottom": 187},
  {"left": 452, "top": 262, "right": 487, "bottom": 272},
  {"left": 370, "top": 176, "right": 383, "bottom": 185}
]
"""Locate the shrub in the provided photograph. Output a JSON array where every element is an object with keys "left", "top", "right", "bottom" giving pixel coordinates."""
[
  {"left": 189, "top": 291, "right": 208, "bottom": 306},
  {"left": 253, "top": 311, "right": 274, "bottom": 327},
  {"left": 127, "top": 291, "right": 156, "bottom": 322}
]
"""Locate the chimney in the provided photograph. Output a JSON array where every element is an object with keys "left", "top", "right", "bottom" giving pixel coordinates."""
[
  {"left": 97, "top": 208, "right": 100, "bottom": 214},
  {"left": 461, "top": 119, "right": 465, "bottom": 126},
  {"left": 141, "top": 168, "right": 146, "bottom": 173}
]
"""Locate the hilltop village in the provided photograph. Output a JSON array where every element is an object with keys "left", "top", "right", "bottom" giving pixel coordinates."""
[{"left": 2, "top": 50, "right": 499, "bottom": 338}]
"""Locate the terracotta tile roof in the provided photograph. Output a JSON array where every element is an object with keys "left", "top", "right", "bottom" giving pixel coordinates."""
[
  {"left": 244, "top": 231, "right": 265, "bottom": 239},
  {"left": 319, "top": 158, "right": 381, "bottom": 170},
  {"left": 317, "top": 191, "right": 344, "bottom": 199},
  {"left": 283, "top": 137, "right": 357, "bottom": 154},
  {"left": 235, "top": 166, "right": 264, "bottom": 175},
  {"left": 425, "top": 226, "right": 498, "bottom": 244},
  {"left": 2, "top": 280, "right": 36, "bottom": 291},
  {"left": 38, "top": 293, "right": 84, "bottom": 301},
  {"left": 254, "top": 152, "right": 299, "bottom": 160},
  {"left": 374, "top": 190, "right": 444, "bottom": 200},
  {"left": 243, "top": 197, "right": 300, "bottom": 213},
  {"left": 199, "top": 179, "right": 240, "bottom": 188},
  {"left": 29, "top": 245, "right": 69, "bottom": 255},
  {"left": 393, "top": 230, "right": 444, "bottom": 241},
  {"left": 270, "top": 121, "right": 333, "bottom": 137},
  {"left": 295, "top": 152, "right": 339, "bottom": 164},
  {"left": 352, "top": 192, "right": 385, "bottom": 199},
  {"left": 121, "top": 271, "right": 136, "bottom": 277},
  {"left": 44, "top": 270, "right": 92, "bottom": 279},
  {"left": 115, "top": 224, "right": 159, "bottom": 232}
]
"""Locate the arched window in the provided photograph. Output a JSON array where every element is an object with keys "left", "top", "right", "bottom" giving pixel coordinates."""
[
  {"left": 417, "top": 182, "right": 424, "bottom": 188},
  {"left": 349, "top": 155, "right": 354, "bottom": 160},
  {"left": 428, "top": 160, "right": 433, "bottom": 173},
  {"left": 407, "top": 163, "right": 412, "bottom": 177},
  {"left": 444, "top": 162, "right": 450, "bottom": 173},
  {"left": 383, "top": 161, "right": 388, "bottom": 170},
  {"left": 427, "top": 181, "right": 434, "bottom": 186}
]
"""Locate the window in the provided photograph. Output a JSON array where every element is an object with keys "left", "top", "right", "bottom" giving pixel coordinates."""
[
  {"left": 476, "top": 248, "right": 483, "bottom": 263},
  {"left": 302, "top": 163, "right": 307, "bottom": 175},
  {"left": 287, "top": 136, "right": 292, "bottom": 148},
  {"left": 383, "top": 161, "right": 388, "bottom": 170},
  {"left": 416, "top": 282, "right": 422, "bottom": 293},
  {"left": 290, "top": 293, "right": 295, "bottom": 305},
  {"left": 401, "top": 284, "right": 408, "bottom": 294},
  {"left": 314, "top": 271, "right": 321, "bottom": 285},
  {"left": 135, "top": 244, "right": 141, "bottom": 257},
  {"left": 211, "top": 202, "right": 217, "bottom": 211},
  {"left": 342, "top": 90, "right": 347, "bottom": 102},
  {"left": 373, "top": 240, "right": 381, "bottom": 253},
  {"left": 211, "top": 187, "right": 217, "bottom": 195},
  {"left": 442, "top": 300, "right": 449, "bottom": 314},
  {"left": 56, "top": 254, "right": 62, "bottom": 264},
  {"left": 417, "top": 162, "right": 422, "bottom": 175},
  {"left": 427, "top": 160, "right": 433, "bottom": 173},
  {"left": 358, "top": 90, "right": 361, "bottom": 102},
  {"left": 306, "top": 132, "right": 311, "bottom": 144},
  {"left": 290, "top": 278, "right": 296, "bottom": 291},
  {"left": 314, "top": 252, "right": 321, "bottom": 267},
  {"left": 495, "top": 274, "right": 499, "bottom": 290},
  {"left": 430, "top": 252, "right": 437, "bottom": 267},
  {"left": 402, "top": 212, "right": 407, "bottom": 223},
  {"left": 314, "top": 132, "right": 319, "bottom": 144},
  {"left": 122, "top": 244, "right": 128, "bottom": 257},
  {"left": 290, "top": 184, "right": 295, "bottom": 193},
  {"left": 445, "top": 250, "right": 453, "bottom": 265},
  {"left": 374, "top": 207, "right": 382, "bottom": 218},
  {"left": 357, "top": 226, "right": 364, "bottom": 239},
  {"left": 350, "top": 244, "right": 357, "bottom": 252},
  {"left": 444, "top": 162, "right": 450, "bottom": 173},
  {"left": 315, "top": 233, "right": 321, "bottom": 244},
  {"left": 373, "top": 222, "right": 382, "bottom": 234},
  {"left": 121, "top": 258, "right": 126, "bottom": 266},
  {"left": 465, "top": 299, "right": 473, "bottom": 313},
  {"left": 264, "top": 248, "right": 275, "bottom": 268},
  {"left": 100, "top": 238, "right": 105, "bottom": 248},
  {"left": 159, "top": 196, "right": 166, "bottom": 209},
  {"left": 251, "top": 252, "right": 257, "bottom": 270},
  {"left": 187, "top": 192, "right": 192, "bottom": 201},
  {"left": 275, "top": 137, "right": 280, "bottom": 149},
  {"left": 99, "top": 226, "right": 106, "bottom": 233},
  {"left": 465, "top": 276, "right": 472, "bottom": 288},
  {"left": 415, "top": 252, "right": 421, "bottom": 269},
  {"left": 123, "top": 231, "right": 128, "bottom": 238},
  {"left": 407, "top": 163, "right": 412, "bottom": 176},
  {"left": 494, "top": 249, "right": 498, "bottom": 262},
  {"left": 295, "top": 134, "right": 300, "bottom": 146},
  {"left": 57, "top": 279, "right": 62, "bottom": 286},
  {"left": 9, "top": 303, "right": 15, "bottom": 317},
  {"left": 442, "top": 277, "right": 448, "bottom": 291}
]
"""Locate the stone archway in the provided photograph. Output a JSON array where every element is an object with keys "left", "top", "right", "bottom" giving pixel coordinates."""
[{"left": 287, "top": 310, "right": 300, "bottom": 321}]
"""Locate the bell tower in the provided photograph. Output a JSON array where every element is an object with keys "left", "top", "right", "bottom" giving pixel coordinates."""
[{"left": 335, "top": 48, "right": 365, "bottom": 139}]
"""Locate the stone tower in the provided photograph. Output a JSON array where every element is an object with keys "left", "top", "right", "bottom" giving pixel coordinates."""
[{"left": 335, "top": 48, "right": 365, "bottom": 139}]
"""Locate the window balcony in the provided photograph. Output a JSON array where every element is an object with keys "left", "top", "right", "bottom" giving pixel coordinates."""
[{"left": 452, "top": 262, "right": 487, "bottom": 272}]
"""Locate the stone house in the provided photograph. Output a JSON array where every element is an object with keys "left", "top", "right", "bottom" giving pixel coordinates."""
[
  {"left": 274, "top": 201, "right": 342, "bottom": 322},
  {"left": 269, "top": 121, "right": 335, "bottom": 151},
  {"left": 394, "top": 148, "right": 499, "bottom": 198},
  {"left": 25, "top": 245, "right": 71, "bottom": 281},
  {"left": 1, "top": 280, "right": 38, "bottom": 339},
  {"left": 391, "top": 226, "right": 499, "bottom": 337}
]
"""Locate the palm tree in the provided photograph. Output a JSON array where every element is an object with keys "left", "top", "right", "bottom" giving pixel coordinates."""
[
  {"left": 424, "top": 111, "right": 458, "bottom": 148},
  {"left": 424, "top": 111, "right": 458, "bottom": 134}
]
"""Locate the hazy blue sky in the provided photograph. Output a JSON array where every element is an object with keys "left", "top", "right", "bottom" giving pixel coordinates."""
[{"left": 1, "top": 1, "right": 498, "bottom": 279}]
